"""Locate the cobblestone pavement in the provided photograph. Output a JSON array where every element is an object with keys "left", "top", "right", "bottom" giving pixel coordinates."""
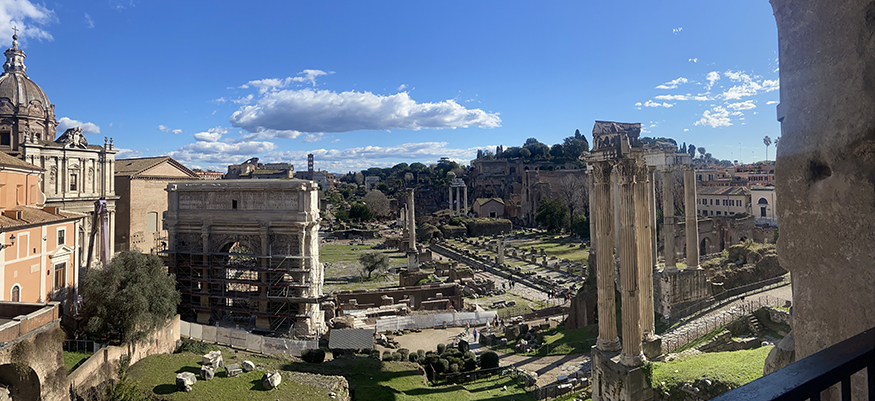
[{"left": 660, "top": 285, "right": 793, "bottom": 353}]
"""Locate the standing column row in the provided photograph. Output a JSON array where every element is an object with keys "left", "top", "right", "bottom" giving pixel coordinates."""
[
  {"left": 683, "top": 166, "right": 700, "bottom": 268},
  {"left": 592, "top": 162, "right": 620, "bottom": 352},
  {"left": 616, "top": 160, "right": 644, "bottom": 367},
  {"left": 635, "top": 162, "right": 656, "bottom": 340},
  {"left": 662, "top": 169, "right": 677, "bottom": 272}
]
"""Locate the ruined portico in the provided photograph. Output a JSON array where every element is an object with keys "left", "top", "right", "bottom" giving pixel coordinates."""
[
  {"left": 448, "top": 178, "right": 467, "bottom": 217},
  {"left": 587, "top": 121, "right": 655, "bottom": 401}
]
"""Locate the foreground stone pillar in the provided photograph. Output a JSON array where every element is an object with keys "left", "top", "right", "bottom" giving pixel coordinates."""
[
  {"left": 407, "top": 189, "right": 418, "bottom": 271},
  {"left": 683, "top": 166, "right": 700, "bottom": 269},
  {"left": 592, "top": 162, "right": 620, "bottom": 352},
  {"left": 662, "top": 169, "right": 677, "bottom": 272},
  {"left": 616, "top": 160, "right": 643, "bottom": 367},
  {"left": 649, "top": 167, "right": 658, "bottom": 269},
  {"left": 634, "top": 163, "right": 656, "bottom": 340}
]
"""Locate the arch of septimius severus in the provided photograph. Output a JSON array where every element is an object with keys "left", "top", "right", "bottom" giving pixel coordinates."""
[{"left": 586, "top": 121, "right": 700, "bottom": 401}]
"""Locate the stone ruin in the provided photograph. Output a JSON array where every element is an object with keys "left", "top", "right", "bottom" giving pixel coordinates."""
[
  {"left": 176, "top": 372, "right": 197, "bottom": 392},
  {"left": 200, "top": 350, "right": 224, "bottom": 381}
]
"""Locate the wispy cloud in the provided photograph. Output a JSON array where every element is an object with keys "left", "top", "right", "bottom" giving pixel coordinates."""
[
  {"left": 239, "top": 69, "right": 333, "bottom": 94},
  {"left": 0, "top": 0, "right": 57, "bottom": 46},
  {"left": 726, "top": 100, "right": 756, "bottom": 111},
  {"left": 644, "top": 100, "right": 674, "bottom": 108},
  {"left": 654, "top": 94, "right": 689, "bottom": 101},
  {"left": 302, "top": 133, "right": 324, "bottom": 143},
  {"left": 58, "top": 117, "right": 100, "bottom": 134},
  {"left": 158, "top": 125, "right": 170, "bottom": 132},
  {"left": 672, "top": 27, "right": 683, "bottom": 34},
  {"left": 720, "top": 70, "right": 779, "bottom": 100},
  {"left": 705, "top": 71, "right": 720, "bottom": 90},
  {"left": 84, "top": 13, "right": 94, "bottom": 28},
  {"left": 655, "top": 77, "right": 688, "bottom": 90},
  {"left": 397, "top": 83, "right": 407, "bottom": 91},
  {"left": 695, "top": 106, "right": 732, "bottom": 128},
  {"left": 688, "top": 58, "right": 697, "bottom": 63}
]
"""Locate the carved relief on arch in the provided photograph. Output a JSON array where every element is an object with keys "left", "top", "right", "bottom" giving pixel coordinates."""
[
  {"left": 211, "top": 233, "right": 261, "bottom": 255},
  {"left": 25, "top": 100, "right": 43, "bottom": 117}
]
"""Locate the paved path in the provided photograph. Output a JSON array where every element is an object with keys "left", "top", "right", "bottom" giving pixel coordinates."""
[{"left": 660, "top": 284, "right": 792, "bottom": 352}]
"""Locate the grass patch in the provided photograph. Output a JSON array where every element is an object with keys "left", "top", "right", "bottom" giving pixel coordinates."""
[
  {"left": 532, "top": 324, "right": 598, "bottom": 356},
  {"left": 674, "top": 325, "right": 727, "bottom": 354},
  {"left": 319, "top": 243, "right": 378, "bottom": 263},
  {"left": 63, "top": 351, "right": 92, "bottom": 373},
  {"left": 652, "top": 346, "right": 772, "bottom": 399}
]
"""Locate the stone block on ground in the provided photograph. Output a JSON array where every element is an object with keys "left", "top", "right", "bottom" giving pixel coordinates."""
[
  {"left": 176, "top": 372, "right": 197, "bottom": 392},
  {"left": 202, "top": 350, "right": 223, "bottom": 368},
  {"left": 226, "top": 363, "right": 242, "bottom": 377},
  {"left": 262, "top": 372, "right": 282, "bottom": 390},
  {"left": 242, "top": 360, "right": 255, "bottom": 372},
  {"left": 201, "top": 365, "right": 215, "bottom": 381}
]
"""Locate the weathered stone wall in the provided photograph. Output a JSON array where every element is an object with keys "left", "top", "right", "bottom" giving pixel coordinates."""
[
  {"left": 0, "top": 303, "right": 66, "bottom": 401},
  {"left": 653, "top": 269, "right": 711, "bottom": 319},
  {"left": 772, "top": 1, "right": 875, "bottom": 399},
  {"left": 68, "top": 315, "right": 181, "bottom": 395},
  {"left": 336, "top": 283, "right": 463, "bottom": 311}
]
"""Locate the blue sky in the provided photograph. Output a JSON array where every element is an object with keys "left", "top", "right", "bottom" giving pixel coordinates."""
[{"left": 4, "top": 0, "right": 780, "bottom": 173}]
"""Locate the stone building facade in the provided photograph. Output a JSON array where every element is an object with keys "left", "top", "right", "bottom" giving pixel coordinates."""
[
  {"left": 0, "top": 34, "right": 116, "bottom": 268},
  {"left": 164, "top": 179, "right": 325, "bottom": 338},
  {"left": 114, "top": 157, "right": 199, "bottom": 254}
]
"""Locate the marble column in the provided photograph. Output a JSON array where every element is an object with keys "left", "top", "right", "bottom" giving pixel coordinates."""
[
  {"left": 448, "top": 186, "right": 454, "bottom": 216},
  {"left": 617, "top": 160, "right": 644, "bottom": 366},
  {"left": 635, "top": 162, "right": 656, "bottom": 339},
  {"left": 463, "top": 186, "right": 468, "bottom": 217},
  {"left": 455, "top": 187, "right": 461, "bottom": 216},
  {"left": 592, "top": 162, "right": 620, "bottom": 351},
  {"left": 649, "top": 167, "right": 658, "bottom": 269},
  {"left": 407, "top": 189, "right": 418, "bottom": 270},
  {"left": 662, "top": 169, "right": 678, "bottom": 272},
  {"left": 684, "top": 166, "right": 700, "bottom": 269}
]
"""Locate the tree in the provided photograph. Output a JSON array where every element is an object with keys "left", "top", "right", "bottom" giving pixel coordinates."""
[
  {"left": 80, "top": 251, "right": 180, "bottom": 343},
  {"left": 562, "top": 135, "right": 589, "bottom": 159},
  {"left": 550, "top": 144, "right": 564, "bottom": 158},
  {"left": 764, "top": 135, "right": 773, "bottom": 160},
  {"left": 363, "top": 190, "right": 390, "bottom": 217},
  {"left": 348, "top": 202, "right": 374, "bottom": 222},
  {"left": 359, "top": 251, "right": 390, "bottom": 279},
  {"left": 535, "top": 197, "right": 570, "bottom": 233},
  {"left": 688, "top": 144, "right": 696, "bottom": 158},
  {"left": 697, "top": 147, "right": 706, "bottom": 158},
  {"left": 571, "top": 214, "right": 590, "bottom": 240},
  {"left": 555, "top": 174, "right": 589, "bottom": 228}
]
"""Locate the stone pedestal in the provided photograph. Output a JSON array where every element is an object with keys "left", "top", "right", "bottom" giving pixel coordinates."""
[
  {"left": 591, "top": 347, "right": 654, "bottom": 401},
  {"left": 642, "top": 336, "right": 662, "bottom": 361}
]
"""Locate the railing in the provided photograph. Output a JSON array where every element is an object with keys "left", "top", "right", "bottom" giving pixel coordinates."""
[
  {"left": 63, "top": 339, "right": 105, "bottom": 353},
  {"left": 712, "top": 327, "right": 874, "bottom": 401},
  {"left": 667, "top": 274, "right": 789, "bottom": 326}
]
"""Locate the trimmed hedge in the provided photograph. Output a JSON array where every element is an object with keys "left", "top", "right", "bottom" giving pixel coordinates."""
[
  {"left": 301, "top": 348, "right": 326, "bottom": 363},
  {"left": 440, "top": 225, "right": 467, "bottom": 239},
  {"left": 467, "top": 218, "right": 512, "bottom": 237},
  {"left": 480, "top": 351, "right": 500, "bottom": 369}
]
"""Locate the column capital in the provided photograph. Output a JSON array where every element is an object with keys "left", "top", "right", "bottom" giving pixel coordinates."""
[
  {"left": 614, "top": 159, "right": 636, "bottom": 185},
  {"left": 591, "top": 161, "right": 613, "bottom": 184}
]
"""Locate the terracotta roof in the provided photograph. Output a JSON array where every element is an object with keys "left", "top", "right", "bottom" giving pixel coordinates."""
[
  {"left": 698, "top": 186, "right": 750, "bottom": 196},
  {"left": 0, "top": 152, "right": 41, "bottom": 171},
  {"left": 475, "top": 198, "right": 504, "bottom": 206},
  {"left": 328, "top": 329, "right": 374, "bottom": 350},
  {"left": 0, "top": 206, "right": 83, "bottom": 229},
  {"left": 115, "top": 156, "right": 198, "bottom": 178}
]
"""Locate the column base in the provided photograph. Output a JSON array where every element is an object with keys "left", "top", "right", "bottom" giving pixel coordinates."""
[
  {"left": 597, "top": 337, "right": 622, "bottom": 352},
  {"left": 663, "top": 265, "right": 679, "bottom": 273},
  {"left": 643, "top": 335, "right": 663, "bottom": 360},
  {"left": 620, "top": 351, "right": 645, "bottom": 367},
  {"left": 592, "top": 347, "right": 655, "bottom": 401}
]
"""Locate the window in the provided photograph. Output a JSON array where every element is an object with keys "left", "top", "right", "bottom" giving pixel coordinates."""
[
  {"left": 717, "top": 211, "right": 722, "bottom": 215},
  {"left": 69, "top": 173, "right": 77, "bottom": 191},
  {"left": 232, "top": 200, "right": 238, "bottom": 209},
  {"left": 710, "top": 199, "right": 714, "bottom": 205},
  {"left": 146, "top": 212, "right": 159, "bottom": 233},
  {"left": 54, "top": 263, "right": 66, "bottom": 290},
  {"left": 0, "top": 131, "right": 9, "bottom": 146},
  {"left": 761, "top": 206, "right": 767, "bottom": 217},
  {"left": 58, "top": 229, "right": 65, "bottom": 246},
  {"left": 10, "top": 285, "right": 19, "bottom": 302},
  {"left": 723, "top": 199, "right": 727, "bottom": 206}
]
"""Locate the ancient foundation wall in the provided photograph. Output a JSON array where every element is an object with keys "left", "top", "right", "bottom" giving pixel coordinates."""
[{"left": 653, "top": 269, "right": 711, "bottom": 319}]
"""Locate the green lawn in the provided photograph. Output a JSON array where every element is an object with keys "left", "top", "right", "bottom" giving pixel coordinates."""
[
  {"left": 652, "top": 346, "right": 772, "bottom": 399},
  {"left": 319, "top": 243, "right": 380, "bottom": 263},
  {"left": 128, "top": 345, "right": 532, "bottom": 401},
  {"left": 63, "top": 351, "right": 93, "bottom": 373}
]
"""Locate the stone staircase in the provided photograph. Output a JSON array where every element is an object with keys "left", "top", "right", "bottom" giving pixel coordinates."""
[{"left": 747, "top": 315, "right": 764, "bottom": 336}]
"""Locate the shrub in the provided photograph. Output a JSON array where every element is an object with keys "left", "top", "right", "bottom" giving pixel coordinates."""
[
  {"left": 464, "top": 351, "right": 476, "bottom": 360},
  {"left": 301, "top": 348, "right": 326, "bottom": 363},
  {"left": 435, "top": 358, "right": 450, "bottom": 374},
  {"left": 437, "top": 343, "right": 446, "bottom": 354},
  {"left": 408, "top": 353, "right": 419, "bottom": 363},
  {"left": 398, "top": 348, "right": 410, "bottom": 360},
  {"left": 458, "top": 340, "right": 469, "bottom": 353},
  {"left": 480, "top": 351, "right": 500, "bottom": 369},
  {"left": 370, "top": 349, "right": 381, "bottom": 360},
  {"left": 417, "top": 349, "right": 426, "bottom": 359},
  {"left": 417, "top": 223, "right": 442, "bottom": 242},
  {"left": 382, "top": 351, "right": 392, "bottom": 361},
  {"left": 440, "top": 225, "right": 467, "bottom": 238},
  {"left": 463, "top": 358, "right": 477, "bottom": 372},
  {"left": 175, "top": 338, "right": 213, "bottom": 355},
  {"left": 450, "top": 363, "right": 460, "bottom": 374},
  {"left": 467, "top": 218, "right": 513, "bottom": 237},
  {"left": 392, "top": 352, "right": 402, "bottom": 361}
]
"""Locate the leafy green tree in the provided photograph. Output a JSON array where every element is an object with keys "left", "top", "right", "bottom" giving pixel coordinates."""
[
  {"left": 688, "top": 144, "right": 696, "bottom": 158},
  {"left": 348, "top": 202, "right": 374, "bottom": 222},
  {"left": 359, "top": 251, "right": 390, "bottom": 279},
  {"left": 571, "top": 214, "right": 590, "bottom": 240},
  {"left": 563, "top": 135, "right": 589, "bottom": 159},
  {"left": 550, "top": 144, "right": 564, "bottom": 158},
  {"left": 80, "top": 251, "right": 180, "bottom": 343},
  {"left": 535, "top": 197, "right": 570, "bottom": 233}
]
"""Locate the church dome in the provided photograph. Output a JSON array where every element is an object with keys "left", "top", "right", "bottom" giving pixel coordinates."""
[{"left": 0, "top": 34, "right": 53, "bottom": 118}]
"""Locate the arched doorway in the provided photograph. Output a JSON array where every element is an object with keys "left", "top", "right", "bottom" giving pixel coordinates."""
[
  {"left": 700, "top": 237, "right": 711, "bottom": 256},
  {"left": 0, "top": 363, "right": 40, "bottom": 401}
]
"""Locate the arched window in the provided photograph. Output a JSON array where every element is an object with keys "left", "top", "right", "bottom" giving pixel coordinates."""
[
  {"left": 11, "top": 285, "right": 19, "bottom": 302},
  {"left": 758, "top": 197, "right": 769, "bottom": 205}
]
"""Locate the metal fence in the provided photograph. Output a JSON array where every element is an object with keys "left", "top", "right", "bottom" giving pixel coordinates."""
[
  {"left": 668, "top": 274, "right": 789, "bottom": 326},
  {"left": 661, "top": 294, "right": 785, "bottom": 354},
  {"left": 63, "top": 339, "right": 105, "bottom": 354},
  {"left": 180, "top": 321, "right": 317, "bottom": 357}
]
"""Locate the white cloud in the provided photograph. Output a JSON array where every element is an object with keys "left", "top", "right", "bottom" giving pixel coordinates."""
[
  {"left": 654, "top": 94, "right": 689, "bottom": 101},
  {"left": 644, "top": 100, "right": 674, "bottom": 108},
  {"left": 727, "top": 100, "right": 756, "bottom": 111},
  {"left": 302, "top": 133, "right": 324, "bottom": 143},
  {"left": 171, "top": 129, "right": 182, "bottom": 135},
  {"left": 672, "top": 27, "right": 683, "bottom": 34},
  {"left": 191, "top": 126, "right": 228, "bottom": 142},
  {"left": 0, "top": 0, "right": 56, "bottom": 47},
  {"left": 240, "top": 69, "right": 332, "bottom": 94},
  {"left": 232, "top": 94, "right": 253, "bottom": 105},
  {"left": 158, "top": 125, "right": 170, "bottom": 132},
  {"left": 114, "top": 148, "right": 142, "bottom": 159},
  {"left": 766, "top": 100, "right": 779, "bottom": 105},
  {"left": 705, "top": 71, "right": 720, "bottom": 90},
  {"left": 213, "top": 97, "right": 227, "bottom": 103},
  {"left": 331, "top": 138, "right": 340, "bottom": 143},
  {"left": 720, "top": 70, "right": 780, "bottom": 100},
  {"left": 655, "top": 77, "right": 688, "bottom": 90},
  {"left": 84, "top": 13, "right": 93, "bottom": 28},
  {"left": 693, "top": 95, "right": 710, "bottom": 101},
  {"left": 57, "top": 117, "right": 100, "bottom": 134},
  {"left": 695, "top": 106, "right": 732, "bottom": 128},
  {"left": 397, "top": 84, "right": 407, "bottom": 91},
  {"left": 230, "top": 88, "right": 501, "bottom": 134},
  {"left": 239, "top": 128, "right": 303, "bottom": 141},
  {"left": 688, "top": 58, "right": 697, "bottom": 63},
  {"left": 634, "top": 102, "right": 642, "bottom": 109},
  {"left": 683, "top": 128, "right": 689, "bottom": 132}
]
